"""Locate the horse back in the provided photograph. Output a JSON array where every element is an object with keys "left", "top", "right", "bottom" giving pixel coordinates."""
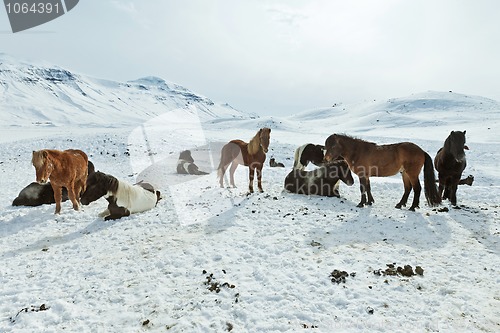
[
  {"left": 64, "top": 149, "right": 88, "bottom": 164},
  {"left": 222, "top": 139, "right": 248, "bottom": 165},
  {"left": 350, "top": 142, "right": 425, "bottom": 177},
  {"left": 116, "top": 180, "right": 158, "bottom": 214}
]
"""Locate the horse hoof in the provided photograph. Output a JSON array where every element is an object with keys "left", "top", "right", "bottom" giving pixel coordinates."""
[
  {"left": 356, "top": 203, "right": 364, "bottom": 208},
  {"left": 395, "top": 204, "right": 402, "bottom": 209}
]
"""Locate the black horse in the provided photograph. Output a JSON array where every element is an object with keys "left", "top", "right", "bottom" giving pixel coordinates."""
[
  {"left": 177, "top": 150, "right": 209, "bottom": 175},
  {"left": 434, "top": 131, "right": 469, "bottom": 206},
  {"left": 269, "top": 158, "right": 285, "bottom": 167},
  {"left": 12, "top": 161, "right": 95, "bottom": 207},
  {"left": 293, "top": 143, "right": 325, "bottom": 170},
  {"left": 284, "top": 159, "right": 354, "bottom": 197}
]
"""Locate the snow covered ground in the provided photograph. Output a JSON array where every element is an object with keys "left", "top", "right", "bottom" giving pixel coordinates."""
[{"left": 0, "top": 84, "right": 499, "bottom": 332}]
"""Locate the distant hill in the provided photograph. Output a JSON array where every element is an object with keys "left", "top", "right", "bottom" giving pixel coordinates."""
[
  {"left": 0, "top": 54, "right": 251, "bottom": 128},
  {"left": 287, "top": 91, "right": 500, "bottom": 142}
]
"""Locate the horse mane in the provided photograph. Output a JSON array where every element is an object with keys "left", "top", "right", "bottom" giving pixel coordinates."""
[
  {"left": 247, "top": 130, "right": 262, "bottom": 155},
  {"left": 92, "top": 171, "right": 119, "bottom": 195},
  {"left": 335, "top": 133, "right": 376, "bottom": 146},
  {"left": 107, "top": 175, "right": 120, "bottom": 195}
]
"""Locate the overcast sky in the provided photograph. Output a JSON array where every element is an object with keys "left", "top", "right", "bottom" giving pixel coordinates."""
[{"left": 1, "top": 0, "right": 499, "bottom": 116}]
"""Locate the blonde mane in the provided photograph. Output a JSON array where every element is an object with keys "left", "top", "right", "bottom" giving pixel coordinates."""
[{"left": 247, "top": 130, "right": 262, "bottom": 155}]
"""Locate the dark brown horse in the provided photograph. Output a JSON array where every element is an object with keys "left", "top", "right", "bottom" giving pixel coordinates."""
[
  {"left": 217, "top": 128, "right": 271, "bottom": 193},
  {"left": 324, "top": 134, "right": 441, "bottom": 211},
  {"left": 32, "top": 149, "right": 88, "bottom": 214},
  {"left": 434, "top": 130, "right": 469, "bottom": 206},
  {"left": 284, "top": 159, "right": 354, "bottom": 197}
]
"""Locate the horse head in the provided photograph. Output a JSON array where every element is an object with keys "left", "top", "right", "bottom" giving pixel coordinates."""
[
  {"left": 259, "top": 128, "right": 271, "bottom": 153},
  {"left": 32, "top": 150, "right": 53, "bottom": 184},
  {"left": 81, "top": 171, "right": 117, "bottom": 205},
  {"left": 446, "top": 130, "right": 467, "bottom": 162},
  {"left": 324, "top": 134, "right": 343, "bottom": 162},
  {"left": 312, "top": 144, "right": 326, "bottom": 166},
  {"left": 178, "top": 150, "right": 194, "bottom": 163}
]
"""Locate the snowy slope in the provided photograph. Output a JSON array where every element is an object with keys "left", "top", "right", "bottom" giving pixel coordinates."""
[
  {"left": 0, "top": 54, "right": 250, "bottom": 129},
  {"left": 0, "top": 59, "right": 499, "bottom": 332},
  {"left": 288, "top": 91, "right": 500, "bottom": 143}
]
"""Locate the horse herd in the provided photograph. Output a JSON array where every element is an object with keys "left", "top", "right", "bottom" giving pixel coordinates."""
[{"left": 12, "top": 128, "right": 472, "bottom": 219}]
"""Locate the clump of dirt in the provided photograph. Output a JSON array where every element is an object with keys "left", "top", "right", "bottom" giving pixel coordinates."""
[
  {"left": 330, "top": 269, "right": 356, "bottom": 284},
  {"left": 203, "top": 271, "right": 236, "bottom": 293},
  {"left": 10, "top": 304, "right": 49, "bottom": 323},
  {"left": 373, "top": 263, "right": 424, "bottom": 277}
]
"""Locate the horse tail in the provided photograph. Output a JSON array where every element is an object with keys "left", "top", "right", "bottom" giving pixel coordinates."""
[{"left": 423, "top": 152, "right": 441, "bottom": 207}]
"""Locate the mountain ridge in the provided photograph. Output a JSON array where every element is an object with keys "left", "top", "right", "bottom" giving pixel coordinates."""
[{"left": 0, "top": 54, "right": 250, "bottom": 128}]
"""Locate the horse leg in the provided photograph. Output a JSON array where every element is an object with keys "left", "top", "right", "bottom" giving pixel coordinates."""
[
  {"left": 229, "top": 162, "right": 238, "bottom": 187},
  {"left": 248, "top": 165, "right": 255, "bottom": 193},
  {"left": 396, "top": 172, "right": 412, "bottom": 209},
  {"left": 366, "top": 178, "right": 374, "bottom": 205},
  {"left": 52, "top": 185, "right": 63, "bottom": 214},
  {"left": 219, "top": 164, "right": 228, "bottom": 188},
  {"left": 408, "top": 175, "right": 422, "bottom": 211},
  {"left": 357, "top": 176, "right": 368, "bottom": 208},
  {"left": 256, "top": 164, "right": 264, "bottom": 192},
  {"left": 67, "top": 181, "right": 80, "bottom": 211},
  {"left": 449, "top": 183, "right": 459, "bottom": 206},
  {"left": 437, "top": 174, "right": 445, "bottom": 200}
]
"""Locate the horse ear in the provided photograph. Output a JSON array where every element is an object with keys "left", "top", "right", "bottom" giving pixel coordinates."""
[
  {"left": 463, "top": 130, "right": 466, "bottom": 135},
  {"left": 42, "top": 151, "right": 48, "bottom": 158}
]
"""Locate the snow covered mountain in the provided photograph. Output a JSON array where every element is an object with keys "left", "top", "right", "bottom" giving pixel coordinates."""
[
  {"left": 0, "top": 54, "right": 250, "bottom": 128},
  {"left": 287, "top": 91, "right": 500, "bottom": 143}
]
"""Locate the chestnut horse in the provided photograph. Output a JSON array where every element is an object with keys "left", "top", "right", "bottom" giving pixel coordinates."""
[
  {"left": 32, "top": 149, "right": 88, "bottom": 214},
  {"left": 217, "top": 128, "right": 271, "bottom": 193},
  {"left": 324, "top": 134, "right": 441, "bottom": 211},
  {"left": 434, "top": 130, "right": 469, "bottom": 206}
]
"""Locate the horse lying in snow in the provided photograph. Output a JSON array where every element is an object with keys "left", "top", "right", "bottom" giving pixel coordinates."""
[
  {"left": 177, "top": 150, "right": 209, "bottom": 175},
  {"left": 269, "top": 158, "right": 285, "bottom": 167},
  {"left": 80, "top": 171, "right": 161, "bottom": 220},
  {"left": 284, "top": 159, "right": 354, "bottom": 197},
  {"left": 13, "top": 161, "right": 95, "bottom": 207}
]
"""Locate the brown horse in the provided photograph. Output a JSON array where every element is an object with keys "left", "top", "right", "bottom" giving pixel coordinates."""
[
  {"left": 217, "top": 128, "right": 271, "bottom": 193},
  {"left": 434, "top": 130, "right": 469, "bottom": 206},
  {"left": 324, "top": 134, "right": 441, "bottom": 211},
  {"left": 32, "top": 149, "right": 89, "bottom": 214}
]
